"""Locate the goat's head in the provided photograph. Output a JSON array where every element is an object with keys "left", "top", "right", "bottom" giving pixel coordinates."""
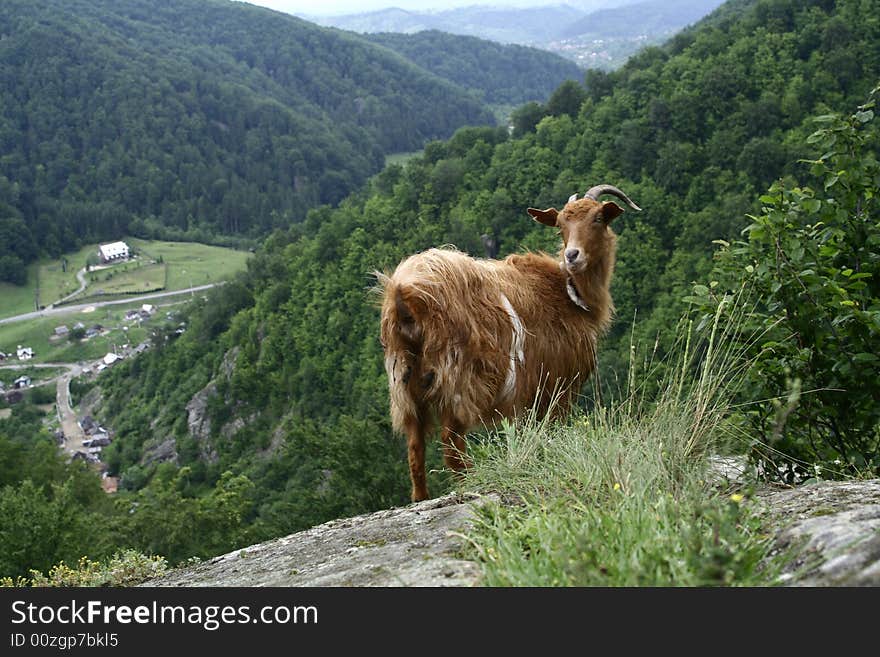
[{"left": 527, "top": 184, "right": 641, "bottom": 275}]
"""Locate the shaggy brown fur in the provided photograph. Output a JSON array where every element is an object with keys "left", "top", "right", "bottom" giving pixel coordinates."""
[{"left": 378, "top": 194, "right": 633, "bottom": 501}]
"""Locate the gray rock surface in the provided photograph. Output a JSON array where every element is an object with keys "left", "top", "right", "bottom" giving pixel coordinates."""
[
  {"left": 145, "top": 493, "right": 490, "bottom": 587},
  {"left": 756, "top": 479, "right": 880, "bottom": 586},
  {"left": 142, "top": 479, "right": 880, "bottom": 587}
]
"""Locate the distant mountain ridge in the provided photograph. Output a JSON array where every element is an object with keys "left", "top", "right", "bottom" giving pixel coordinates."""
[
  {"left": 366, "top": 30, "right": 583, "bottom": 106},
  {"left": 0, "top": 0, "right": 576, "bottom": 283},
  {"left": 313, "top": 0, "right": 726, "bottom": 68}
]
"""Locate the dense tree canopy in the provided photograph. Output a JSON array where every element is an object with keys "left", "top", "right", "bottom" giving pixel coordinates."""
[
  {"left": 3, "top": 0, "right": 878, "bottom": 575},
  {"left": 366, "top": 30, "right": 582, "bottom": 106},
  {"left": 0, "top": 0, "right": 500, "bottom": 281}
]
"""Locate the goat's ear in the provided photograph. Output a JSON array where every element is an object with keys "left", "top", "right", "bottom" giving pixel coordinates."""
[
  {"left": 527, "top": 207, "right": 558, "bottom": 227},
  {"left": 600, "top": 201, "right": 624, "bottom": 223}
]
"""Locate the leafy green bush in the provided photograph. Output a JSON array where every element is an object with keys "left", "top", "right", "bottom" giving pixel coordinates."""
[
  {"left": 1, "top": 550, "right": 167, "bottom": 587},
  {"left": 691, "top": 86, "right": 880, "bottom": 479}
]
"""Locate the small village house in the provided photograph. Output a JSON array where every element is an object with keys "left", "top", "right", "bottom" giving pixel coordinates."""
[
  {"left": 98, "top": 241, "right": 130, "bottom": 263},
  {"left": 78, "top": 415, "right": 96, "bottom": 432},
  {"left": 13, "top": 375, "right": 31, "bottom": 389},
  {"left": 16, "top": 345, "right": 33, "bottom": 360}
]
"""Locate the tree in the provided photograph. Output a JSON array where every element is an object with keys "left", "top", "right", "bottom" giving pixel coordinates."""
[
  {"left": 546, "top": 80, "right": 588, "bottom": 119},
  {"left": 691, "top": 87, "right": 880, "bottom": 479}
]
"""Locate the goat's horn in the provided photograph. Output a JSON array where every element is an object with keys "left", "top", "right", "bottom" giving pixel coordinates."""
[
  {"left": 584, "top": 184, "right": 642, "bottom": 212},
  {"left": 568, "top": 193, "right": 578, "bottom": 204}
]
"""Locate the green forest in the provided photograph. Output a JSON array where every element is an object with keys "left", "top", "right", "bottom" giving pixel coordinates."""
[
  {"left": 1, "top": 0, "right": 878, "bottom": 580},
  {"left": 365, "top": 30, "right": 582, "bottom": 106},
  {"left": 0, "top": 0, "right": 584, "bottom": 285}
]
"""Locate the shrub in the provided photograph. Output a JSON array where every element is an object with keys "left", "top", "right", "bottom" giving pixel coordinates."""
[
  {"left": 1, "top": 550, "right": 167, "bottom": 587},
  {"left": 691, "top": 86, "right": 880, "bottom": 480}
]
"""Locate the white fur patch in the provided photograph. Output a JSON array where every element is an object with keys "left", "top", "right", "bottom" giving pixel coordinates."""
[
  {"left": 567, "top": 278, "right": 590, "bottom": 312},
  {"left": 500, "top": 293, "right": 525, "bottom": 401}
]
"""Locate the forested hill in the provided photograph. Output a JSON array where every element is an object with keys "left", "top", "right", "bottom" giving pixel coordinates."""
[
  {"left": 0, "top": 0, "right": 497, "bottom": 283},
  {"left": 365, "top": 30, "right": 583, "bottom": 106},
  {"left": 84, "top": 0, "right": 880, "bottom": 564}
]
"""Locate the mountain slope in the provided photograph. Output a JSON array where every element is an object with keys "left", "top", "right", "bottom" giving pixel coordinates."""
[
  {"left": 91, "top": 0, "right": 880, "bottom": 559},
  {"left": 313, "top": 0, "right": 726, "bottom": 69},
  {"left": 366, "top": 30, "right": 583, "bottom": 106},
  {"left": 313, "top": 4, "right": 588, "bottom": 44},
  {"left": 0, "top": 0, "right": 494, "bottom": 282},
  {"left": 562, "top": 0, "right": 726, "bottom": 38}
]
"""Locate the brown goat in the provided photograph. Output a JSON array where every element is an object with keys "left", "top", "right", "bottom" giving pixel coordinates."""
[{"left": 378, "top": 185, "right": 641, "bottom": 501}]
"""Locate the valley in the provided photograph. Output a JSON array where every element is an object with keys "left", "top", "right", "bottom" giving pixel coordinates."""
[{"left": 1, "top": 0, "right": 878, "bottom": 588}]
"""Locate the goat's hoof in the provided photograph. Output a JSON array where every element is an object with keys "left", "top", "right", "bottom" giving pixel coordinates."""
[{"left": 411, "top": 489, "right": 429, "bottom": 503}]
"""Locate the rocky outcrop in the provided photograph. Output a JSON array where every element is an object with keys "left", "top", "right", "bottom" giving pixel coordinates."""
[
  {"left": 756, "top": 479, "right": 880, "bottom": 586},
  {"left": 142, "top": 480, "right": 880, "bottom": 587},
  {"left": 145, "top": 493, "right": 488, "bottom": 587},
  {"left": 182, "top": 347, "right": 242, "bottom": 464},
  {"left": 185, "top": 382, "right": 216, "bottom": 449},
  {"left": 141, "top": 436, "right": 178, "bottom": 465}
]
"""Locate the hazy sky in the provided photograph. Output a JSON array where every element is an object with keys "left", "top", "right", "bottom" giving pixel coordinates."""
[{"left": 240, "top": 1, "right": 564, "bottom": 17}]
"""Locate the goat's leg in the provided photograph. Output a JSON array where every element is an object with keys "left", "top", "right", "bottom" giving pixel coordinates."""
[
  {"left": 440, "top": 417, "right": 469, "bottom": 474},
  {"left": 405, "top": 415, "right": 430, "bottom": 502}
]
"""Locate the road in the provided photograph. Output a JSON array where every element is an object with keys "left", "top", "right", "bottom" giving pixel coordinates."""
[
  {"left": 0, "top": 283, "right": 217, "bottom": 325},
  {"left": 55, "top": 364, "right": 88, "bottom": 456},
  {"left": 0, "top": 361, "right": 87, "bottom": 455}
]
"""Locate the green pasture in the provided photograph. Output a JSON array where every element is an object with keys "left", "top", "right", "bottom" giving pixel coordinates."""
[
  {"left": 0, "top": 304, "right": 151, "bottom": 366},
  {"left": 0, "top": 263, "right": 39, "bottom": 318},
  {"left": 85, "top": 262, "right": 166, "bottom": 296},
  {"left": 38, "top": 243, "right": 100, "bottom": 307},
  {"left": 127, "top": 239, "right": 250, "bottom": 290},
  {"left": 0, "top": 365, "right": 66, "bottom": 387},
  {"left": 0, "top": 239, "right": 250, "bottom": 321}
]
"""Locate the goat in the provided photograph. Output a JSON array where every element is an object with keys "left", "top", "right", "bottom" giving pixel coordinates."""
[{"left": 378, "top": 184, "right": 641, "bottom": 501}]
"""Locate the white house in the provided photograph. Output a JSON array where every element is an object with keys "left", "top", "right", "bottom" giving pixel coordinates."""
[
  {"left": 98, "top": 241, "right": 130, "bottom": 263},
  {"left": 16, "top": 345, "right": 34, "bottom": 360},
  {"left": 103, "top": 352, "right": 120, "bottom": 366}
]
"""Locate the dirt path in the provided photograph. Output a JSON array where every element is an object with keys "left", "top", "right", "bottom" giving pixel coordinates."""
[
  {"left": 52, "top": 268, "right": 88, "bottom": 307},
  {"left": 1, "top": 361, "right": 89, "bottom": 455},
  {"left": 55, "top": 365, "right": 87, "bottom": 455}
]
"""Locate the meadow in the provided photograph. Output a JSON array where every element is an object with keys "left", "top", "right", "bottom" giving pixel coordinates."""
[
  {"left": 0, "top": 239, "right": 251, "bottom": 321},
  {"left": 0, "top": 264, "right": 39, "bottom": 318},
  {"left": 0, "top": 302, "right": 154, "bottom": 366}
]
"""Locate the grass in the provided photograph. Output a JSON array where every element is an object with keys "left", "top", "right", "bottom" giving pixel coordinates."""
[
  {"left": 0, "top": 365, "right": 66, "bottom": 387},
  {"left": 0, "top": 263, "right": 39, "bottom": 318},
  {"left": 38, "top": 243, "right": 100, "bottom": 307},
  {"left": 459, "top": 305, "right": 782, "bottom": 586},
  {"left": 85, "top": 262, "right": 166, "bottom": 296},
  {"left": 0, "top": 239, "right": 250, "bottom": 321},
  {"left": 129, "top": 238, "right": 250, "bottom": 291},
  {"left": 0, "top": 303, "right": 153, "bottom": 365}
]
